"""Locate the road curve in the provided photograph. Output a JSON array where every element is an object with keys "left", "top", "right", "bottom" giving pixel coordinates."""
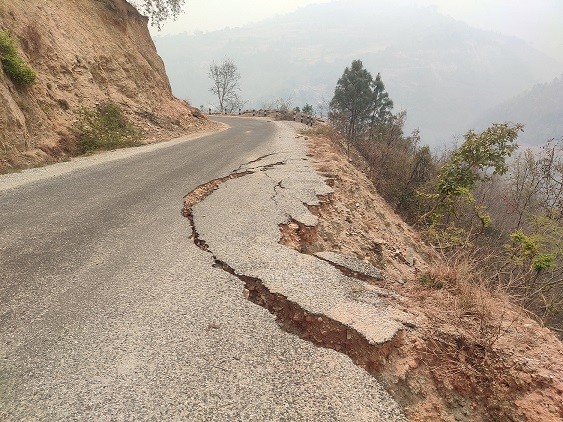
[{"left": 0, "top": 117, "right": 404, "bottom": 421}]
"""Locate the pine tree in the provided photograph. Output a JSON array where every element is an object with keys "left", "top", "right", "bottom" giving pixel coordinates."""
[
  {"left": 369, "top": 73, "right": 394, "bottom": 139},
  {"left": 329, "top": 60, "right": 374, "bottom": 143}
]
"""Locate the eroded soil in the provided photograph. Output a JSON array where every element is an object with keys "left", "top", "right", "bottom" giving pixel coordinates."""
[
  {"left": 180, "top": 121, "right": 563, "bottom": 421},
  {"left": 300, "top": 129, "right": 563, "bottom": 421}
]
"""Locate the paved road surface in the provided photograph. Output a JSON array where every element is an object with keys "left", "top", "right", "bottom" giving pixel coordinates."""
[{"left": 0, "top": 117, "right": 404, "bottom": 420}]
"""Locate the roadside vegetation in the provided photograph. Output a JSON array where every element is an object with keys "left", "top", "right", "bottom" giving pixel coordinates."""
[
  {"left": 325, "top": 59, "right": 563, "bottom": 335},
  {"left": 73, "top": 102, "right": 141, "bottom": 153},
  {"left": 0, "top": 29, "right": 36, "bottom": 87},
  {"left": 303, "top": 116, "right": 562, "bottom": 421},
  {"left": 126, "top": 0, "right": 185, "bottom": 29},
  {"left": 304, "top": 125, "right": 563, "bottom": 422}
]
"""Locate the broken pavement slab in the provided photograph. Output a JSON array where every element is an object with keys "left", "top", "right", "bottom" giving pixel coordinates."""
[
  {"left": 315, "top": 251, "right": 386, "bottom": 282},
  {"left": 188, "top": 120, "right": 414, "bottom": 353}
]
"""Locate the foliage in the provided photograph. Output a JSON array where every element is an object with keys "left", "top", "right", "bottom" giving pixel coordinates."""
[
  {"left": 532, "top": 253, "right": 556, "bottom": 272},
  {"left": 329, "top": 60, "right": 374, "bottom": 142},
  {"left": 425, "top": 123, "right": 522, "bottom": 231},
  {"left": 302, "top": 104, "right": 314, "bottom": 115},
  {"left": 208, "top": 58, "right": 242, "bottom": 113},
  {"left": 354, "top": 110, "right": 437, "bottom": 222},
  {"left": 128, "top": 0, "right": 185, "bottom": 30},
  {"left": 368, "top": 73, "right": 393, "bottom": 138},
  {"left": 0, "top": 30, "right": 37, "bottom": 87},
  {"left": 509, "top": 230, "right": 540, "bottom": 261},
  {"left": 326, "top": 57, "right": 563, "bottom": 331},
  {"left": 73, "top": 103, "right": 141, "bottom": 153},
  {"left": 329, "top": 60, "right": 396, "bottom": 160}
]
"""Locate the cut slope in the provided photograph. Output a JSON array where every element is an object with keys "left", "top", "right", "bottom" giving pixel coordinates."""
[{"left": 0, "top": 0, "right": 207, "bottom": 172}]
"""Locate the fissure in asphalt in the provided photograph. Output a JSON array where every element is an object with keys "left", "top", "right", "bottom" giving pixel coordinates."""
[{"left": 182, "top": 163, "right": 405, "bottom": 383}]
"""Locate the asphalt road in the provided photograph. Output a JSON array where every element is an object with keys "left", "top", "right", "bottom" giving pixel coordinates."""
[{"left": 0, "top": 117, "right": 403, "bottom": 421}]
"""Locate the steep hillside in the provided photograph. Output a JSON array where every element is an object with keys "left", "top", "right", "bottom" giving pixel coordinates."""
[
  {"left": 300, "top": 126, "right": 563, "bottom": 421},
  {"left": 476, "top": 75, "right": 563, "bottom": 145},
  {"left": 154, "top": 0, "right": 562, "bottom": 146},
  {"left": 0, "top": 0, "right": 207, "bottom": 172}
]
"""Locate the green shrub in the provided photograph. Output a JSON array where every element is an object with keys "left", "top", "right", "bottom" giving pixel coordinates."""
[
  {"left": 74, "top": 102, "right": 141, "bottom": 153},
  {"left": 0, "top": 30, "right": 37, "bottom": 87}
]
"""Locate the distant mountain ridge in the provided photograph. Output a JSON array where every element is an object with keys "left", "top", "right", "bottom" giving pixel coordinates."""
[
  {"left": 475, "top": 76, "right": 563, "bottom": 145},
  {"left": 154, "top": 0, "right": 562, "bottom": 146}
]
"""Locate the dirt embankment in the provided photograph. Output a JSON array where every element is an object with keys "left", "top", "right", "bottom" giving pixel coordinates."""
[
  {"left": 0, "top": 0, "right": 210, "bottom": 172},
  {"left": 297, "top": 129, "right": 563, "bottom": 421}
]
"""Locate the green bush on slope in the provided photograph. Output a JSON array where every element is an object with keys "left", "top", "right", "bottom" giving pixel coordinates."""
[
  {"left": 0, "top": 30, "right": 37, "bottom": 87},
  {"left": 74, "top": 102, "right": 141, "bottom": 153}
]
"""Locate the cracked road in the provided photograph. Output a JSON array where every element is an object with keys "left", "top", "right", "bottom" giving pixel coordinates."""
[{"left": 1, "top": 117, "right": 404, "bottom": 421}]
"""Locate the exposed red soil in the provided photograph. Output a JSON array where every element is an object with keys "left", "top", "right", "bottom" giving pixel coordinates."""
[{"left": 294, "top": 129, "right": 563, "bottom": 421}]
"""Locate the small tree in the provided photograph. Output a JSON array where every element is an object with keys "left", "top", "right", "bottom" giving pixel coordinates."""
[
  {"left": 329, "top": 60, "right": 373, "bottom": 147},
  {"left": 424, "top": 123, "right": 523, "bottom": 233},
  {"left": 224, "top": 92, "right": 246, "bottom": 114},
  {"left": 208, "top": 58, "right": 241, "bottom": 114},
  {"left": 316, "top": 96, "right": 330, "bottom": 119},
  {"left": 302, "top": 104, "right": 314, "bottom": 115}
]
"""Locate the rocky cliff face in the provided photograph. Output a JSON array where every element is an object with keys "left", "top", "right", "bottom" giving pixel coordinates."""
[{"left": 0, "top": 0, "right": 206, "bottom": 171}]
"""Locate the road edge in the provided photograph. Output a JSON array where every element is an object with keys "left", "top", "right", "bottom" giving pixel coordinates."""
[{"left": 0, "top": 122, "right": 230, "bottom": 193}]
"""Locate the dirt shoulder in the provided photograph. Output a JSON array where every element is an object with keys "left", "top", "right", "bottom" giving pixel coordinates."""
[
  {"left": 0, "top": 121, "right": 227, "bottom": 191},
  {"left": 297, "top": 129, "right": 563, "bottom": 421},
  {"left": 0, "top": 118, "right": 222, "bottom": 175}
]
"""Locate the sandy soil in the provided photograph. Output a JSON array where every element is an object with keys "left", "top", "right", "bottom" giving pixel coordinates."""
[{"left": 0, "top": 0, "right": 210, "bottom": 173}]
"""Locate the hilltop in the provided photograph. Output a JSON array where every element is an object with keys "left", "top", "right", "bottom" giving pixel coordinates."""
[{"left": 476, "top": 75, "right": 563, "bottom": 145}]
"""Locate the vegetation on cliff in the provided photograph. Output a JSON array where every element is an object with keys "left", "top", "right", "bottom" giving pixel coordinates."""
[
  {"left": 329, "top": 59, "right": 563, "bottom": 333},
  {"left": 73, "top": 102, "right": 141, "bottom": 153},
  {"left": 127, "top": 0, "right": 185, "bottom": 29},
  {"left": 0, "top": 29, "right": 36, "bottom": 87}
]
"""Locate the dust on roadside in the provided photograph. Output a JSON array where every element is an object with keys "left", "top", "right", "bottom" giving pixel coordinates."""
[{"left": 288, "top": 126, "right": 563, "bottom": 422}]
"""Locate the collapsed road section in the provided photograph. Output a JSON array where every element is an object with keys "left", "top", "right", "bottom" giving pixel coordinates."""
[{"left": 183, "top": 121, "right": 416, "bottom": 414}]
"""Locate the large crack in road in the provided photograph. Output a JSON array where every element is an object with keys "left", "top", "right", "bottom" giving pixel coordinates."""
[
  {"left": 183, "top": 121, "right": 415, "bottom": 417},
  {"left": 1, "top": 116, "right": 411, "bottom": 420}
]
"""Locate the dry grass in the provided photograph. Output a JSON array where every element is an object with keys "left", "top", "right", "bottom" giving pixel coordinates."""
[{"left": 302, "top": 124, "right": 342, "bottom": 142}]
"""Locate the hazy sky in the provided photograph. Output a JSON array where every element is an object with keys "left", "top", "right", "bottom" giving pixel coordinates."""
[
  {"left": 150, "top": 0, "right": 333, "bottom": 35},
  {"left": 150, "top": 0, "right": 563, "bottom": 62}
]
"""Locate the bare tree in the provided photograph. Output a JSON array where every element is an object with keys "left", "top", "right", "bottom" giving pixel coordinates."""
[
  {"left": 317, "top": 96, "right": 330, "bottom": 119},
  {"left": 208, "top": 59, "right": 241, "bottom": 113},
  {"left": 224, "top": 92, "right": 247, "bottom": 113},
  {"left": 264, "top": 97, "right": 292, "bottom": 111}
]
